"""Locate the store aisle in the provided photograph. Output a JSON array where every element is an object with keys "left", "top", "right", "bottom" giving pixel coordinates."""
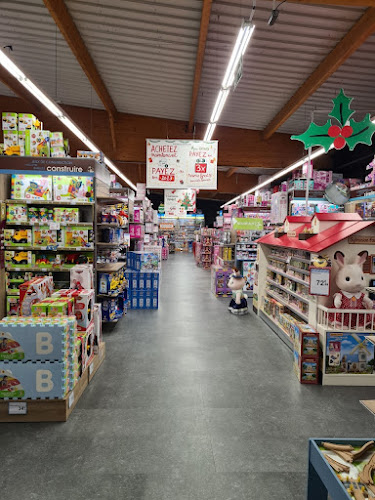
[{"left": 2, "top": 254, "right": 375, "bottom": 499}]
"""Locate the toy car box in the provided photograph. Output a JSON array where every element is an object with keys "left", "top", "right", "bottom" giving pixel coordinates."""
[
  {"left": 25, "top": 130, "right": 50, "bottom": 157},
  {"left": 0, "top": 316, "right": 76, "bottom": 361},
  {"left": 0, "top": 360, "right": 70, "bottom": 400},
  {"left": 53, "top": 207, "right": 79, "bottom": 223},
  {"left": 4, "top": 229, "right": 32, "bottom": 247},
  {"left": 2, "top": 112, "right": 18, "bottom": 131},
  {"left": 18, "top": 113, "right": 37, "bottom": 131},
  {"left": 64, "top": 227, "right": 94, "bottom": 249},
  {"left": 5, "top": 251, "right": 34, "bottom": 268},
  {"left": 53, "top": 176, "right": 94, "bottom": 202},
  {"left": 32, "top": 227, "right": 59, "bottom": 247},
  {"left": 11, "top": 174, "right": 52, "bottom": 200},
  {"left": 6, "top": 203, "right": 28, "bottom": 223}
]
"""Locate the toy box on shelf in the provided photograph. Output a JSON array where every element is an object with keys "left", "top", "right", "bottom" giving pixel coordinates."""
[
  {"left": 211, "top": 265, "right": 232, "bottom": 298},
  {"left": 125, "top": 255, "right": 160, "bottom": 310},
  {"left": 257, "top": 213, "right": 375, "bottom": 386},
  {"left": 97, "top": 262, "right": 127, "bottom": 323}
]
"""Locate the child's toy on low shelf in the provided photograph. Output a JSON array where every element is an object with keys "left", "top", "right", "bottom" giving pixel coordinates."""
[
  {"left": 227, "top": 268, "right": 248, "bottom": 315},
  {"left": 329, "top": 251, "right": 374, "bottom": 328},
  {"left": 11, "top": 174, "right": 52, "bottom": 200},
  {"left": 5, "top": 251, "right": 33, "bottom": 268},
  {"left": 4, "top": 229, "right": 32, "bottom": 247},
  {"left": 6, "top": 204, "right": 27, "bottom": 223},
  {"left": 53, "top": 176, "right": 94, "bottom": 202}
]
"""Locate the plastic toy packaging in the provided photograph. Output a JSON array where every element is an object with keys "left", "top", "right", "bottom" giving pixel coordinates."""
[
  {"left": 4, "top": 229, "right": 32, "bottom": 247},
  {"left": 53, "top": 176, "right": 94, "bottom": 202},
  {"left": 11, "top": 174, "right": 53, "bottom": 200},
  {"left": 32, "top": 227, "right": 59, "bottom": 247},
  {"left": 64, "top": 227, "right": 94, "bottom": 249},
  {"left": 18, "top": 276, "right": 54, "bottom": 316},
  {"left": 2, "top": 112, "right": 18, "bottom": 130},
  {"left": 25, "top": 130, "right": 50, "bottom": 157},
  {"left": 70, "top": 264, "right": 94, "bottom": 290},
  {"left": 6, "top": 204, "right": 28, "bottom": 223},
  {"left": 53, "top": 207, "right": 79, "bottom": 223}
]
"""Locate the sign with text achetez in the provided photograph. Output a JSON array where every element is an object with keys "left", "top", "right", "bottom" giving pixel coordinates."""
[
  {"left": 146, "top": 139, "right": 217, "bottom": 189},
  {"left": 164, "top": 189, "right": 196, "bottom": 218},
  {"left": 309, "top": 267, "right": 331, "bottom": 296},
  {"left": 232, "top": 218, "right": 264, "bottom": 231}
]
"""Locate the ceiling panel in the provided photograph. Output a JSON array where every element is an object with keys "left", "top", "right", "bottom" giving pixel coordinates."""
[{"left": 195, "top": 0, "right": 366, "bottom": 133}]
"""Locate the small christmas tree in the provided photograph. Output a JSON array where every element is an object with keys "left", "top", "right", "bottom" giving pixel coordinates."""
[{"left": 180, "top": 192, "right": 193, "bottom": 210}]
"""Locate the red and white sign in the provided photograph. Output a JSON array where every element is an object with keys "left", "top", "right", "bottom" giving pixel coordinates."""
[
  {"left": 164, "top": 189, "right": 196, "bottom": 218},
  {"left": 146, "top": 139, "right": 217, "bottom": 189}
]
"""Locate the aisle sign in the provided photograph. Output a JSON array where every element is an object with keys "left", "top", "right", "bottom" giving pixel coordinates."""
[
  {"left": 146, "top": 139, "right": 217, "bottom": 189},
  {"left": 309, "top": 267, "right": 331, "bottom": 296},
  {"left": 164, "top": 189, "right": 196, "bottom": 218},
  {"left": 232, "top": 218, "right": 263, "bottom": 231}
]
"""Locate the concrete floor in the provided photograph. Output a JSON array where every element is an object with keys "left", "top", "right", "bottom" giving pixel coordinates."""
[{"left": 1, "top": 253, "right": 375, "bottom": 499}]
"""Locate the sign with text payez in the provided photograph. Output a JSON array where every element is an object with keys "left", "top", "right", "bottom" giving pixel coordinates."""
[{"left": 146, "top": 139, "right": 218, "bottom": 189}]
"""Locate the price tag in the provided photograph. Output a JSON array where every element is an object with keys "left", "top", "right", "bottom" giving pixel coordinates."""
[
  {"left": 49, "top": 221, "right": 60, "bottom": 230},
  {"left": 8, "top": 402, "right": 27, "bottom": 415},
  {"left": 68, "top": 392, "right": 75, "bottom": 408},
  {"left": 309, "top": 267, "right": 331, "bottom": 296}
]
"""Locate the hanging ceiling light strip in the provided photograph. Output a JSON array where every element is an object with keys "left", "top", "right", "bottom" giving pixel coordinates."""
[
  {"left": 203, "top": 20, "right": 255, "bottom": 141},
  {"left": 0, "top": 49, "right": 137, "bottom": 191}
]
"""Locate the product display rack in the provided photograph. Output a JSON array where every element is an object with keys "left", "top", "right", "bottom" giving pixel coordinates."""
[
  {"left": 0, "top": 342, "right": 106, "bottom": 422},
  {"left": 96, "top": 193, "right": 130, "bottom": 324}
]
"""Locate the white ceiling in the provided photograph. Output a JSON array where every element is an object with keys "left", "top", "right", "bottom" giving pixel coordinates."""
[{"left": 0, "top": 0, "right": 372, "bottom": 135}]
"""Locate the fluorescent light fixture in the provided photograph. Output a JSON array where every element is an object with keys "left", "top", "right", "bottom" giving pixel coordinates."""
[
  {"left": 210, "top": 89, "right": 230, "bottom": 123},
  {"left": 222, "top": 21, "right": 255, "bottom": 89},
  {"left": 221, "top": 147, "right": 325, "bottom": 207},
  {"left": 0, "top": 49, "right": 136, "bottom": 191},
  {"left": 204, "top": 122, "right": 216, "bottom": 141}
]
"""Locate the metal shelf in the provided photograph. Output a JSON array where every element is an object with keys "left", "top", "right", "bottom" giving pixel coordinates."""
[
  {"left": 266, "top": 288, "right": 308, "bottom": 322},
  {"left": 6, "top": 199, "right": 94, "bottom": 206},
  {"left": 267, "top": 265, "right": 309, "bottom": 287},
  {"left": 267, "top": 277, "right": 309, "bottom": 302}
]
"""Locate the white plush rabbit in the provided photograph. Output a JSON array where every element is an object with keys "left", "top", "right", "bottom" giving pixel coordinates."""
[{"left": 329, "top": 251, "right": 373, "bottom": 328}]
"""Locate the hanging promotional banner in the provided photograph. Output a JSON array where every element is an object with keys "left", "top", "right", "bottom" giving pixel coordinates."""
[
  {"left": 232, "top": 218, "right": 264, "bottom": 231},
  {"left": 146, "top": 139, "right": 217, "bottom": 189},
  {"left": 164, "top": 189, "right": 196, "bottom": 218}
]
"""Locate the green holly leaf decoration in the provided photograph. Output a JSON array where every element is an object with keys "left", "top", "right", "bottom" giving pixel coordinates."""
[
  {"left": 346, "top": 114, "right": 375, "bottom": 151},
  {"left": 329, "top": 89, "right": 355, "bottom": 127},
  {"left": 291, "top": 120, "right": 334, "bottom": 152}
]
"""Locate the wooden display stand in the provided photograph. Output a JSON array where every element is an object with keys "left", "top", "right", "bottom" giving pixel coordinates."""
[
  {"left": 257, "top": 214, "right": 375, "bottom": 386},
  {"left": 0, "top": 342, "right": 106, "bottom": 422}
]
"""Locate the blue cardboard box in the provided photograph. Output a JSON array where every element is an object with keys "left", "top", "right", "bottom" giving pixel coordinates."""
[
  {"left": 152, "top": 272, "right": 160, "bottom": 290},
  {"left": 0, "top": 316, "right": 76, "bottom": 361},
  {"left": 0, "top": 360, "right": 70, "bottom": 399},
  {"left": 145, "top": 273, "right": 153, "bottom": 289}
]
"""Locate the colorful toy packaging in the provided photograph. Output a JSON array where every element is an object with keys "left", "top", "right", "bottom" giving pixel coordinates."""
[
  {"left": 53, "top": 176, "right": 94, "bottom": 202},
  {"left": 4, "top": 130, "right": 19, "bottom": 150},
  {"left": 6, "top": 296, "right": 20, "bottom": 316},
  {"left": 25, "top": 130, "right": 50, "bottom": 157},
  {"left": 0, "top": 316, "right": 76, "bottom": 361},
  {"left": 64, "top": 227, "right": 94, "bottom": 249},
  {"left": 32, "top": 227, "right": 59, "bottom": 247},
  {"left": 2, "top": 112, "right": 18, "bottom": 130},
  {"left": 0, "top": 361, "right": 70, "bottom": 400},
  {"left": 18, "top": 131, "right": 26, "bottom": 155},
  {"left": 77, "top": 150, "right": 101, "bottom": 160},
  {"left": 70, "top": 264, "right": 94, "bottom": 290},
  {"left": 5, "top": 250, "right": 34, "bottom": 268},
  {"left": 53, "top": 207, "right": 79, "bottom": 223},
  {"left": 325, "top": 332, "right": 374, "bottom": 375},
  {"left": 6, "top": 204, "right": 28, "bottom": 224},
  {"left": 127, "top": 251, "right": 160, "bottom": 271},
  {"left": 19, "top": 276, "right": 54, "bottom": 316},
  {"left": 18, "top": 113, "right": 37, "bottom": 131},
  {"left": 93, "top": 303, "right": 103, "bottom": 352},
  {"left": 50, "top": 132, "right": 64, "bottom": 148},
  {"left": 50, "top": 147, "right": 66, "bottom": 157},
  {"left": 11, "top": 174, "right": 53, "bottom": 200},
  {"left": 293, "top": 324, "right": 319, "bottom": 384},
  {"left": 4, "top": 229, "right": 32, "bottom": 247},
  {"left": 52, "top": 288, "right": 94, "bottom": 331},
  {"left": 78, "top": 321, "right": 95, "bottom": 371},
  {"left": 31, "top": 296, "right": 74, "bottom": 317}
]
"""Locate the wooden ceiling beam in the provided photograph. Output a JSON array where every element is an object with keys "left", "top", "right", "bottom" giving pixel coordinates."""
[
  {"left": 263, "top": 7, "right": 375, "bottom": 139},
  {"left": 43, "top": 0, "right": 118, "bottom": 149},
  {"left": 226, "top": 167, "right": 239, "bottom": 178},
  {"left": 262, "top": 0, "right": 375, "bottom": 5},
  {"left": 188, "top": 0, "right": 213, "bottom": 133}
]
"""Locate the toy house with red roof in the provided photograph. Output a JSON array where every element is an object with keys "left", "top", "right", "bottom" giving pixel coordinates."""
[{"left": 256, "top": 213, "right": 375, "bottom": 386}]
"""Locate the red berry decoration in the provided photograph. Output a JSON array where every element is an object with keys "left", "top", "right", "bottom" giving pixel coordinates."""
[
  {"left": 334, "top": 136, "right": 346, "bottom": 149},
  {"left": 328, "top": 125, "right": 341, "bottom": 137},
  {"left": 341, "top": 125, "right": 353, "bottom": 138}
]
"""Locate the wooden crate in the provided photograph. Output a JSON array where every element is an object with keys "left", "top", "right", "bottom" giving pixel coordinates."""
[{"left": 0, "top": 342, "right": 106, "bottom": 422}]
